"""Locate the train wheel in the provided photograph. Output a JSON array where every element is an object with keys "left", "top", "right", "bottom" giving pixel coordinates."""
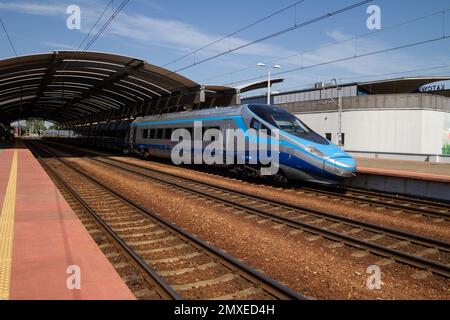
[
  {"left": 145, "top": 149, "right": 152, "bottom": 159},
  {"left": 273, "top": 171, "right": 288, "bottom": 184}
]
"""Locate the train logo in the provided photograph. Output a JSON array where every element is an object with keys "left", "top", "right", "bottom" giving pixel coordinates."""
[{"left": 170, "top": 121, "right": 281, "bottom": 176}]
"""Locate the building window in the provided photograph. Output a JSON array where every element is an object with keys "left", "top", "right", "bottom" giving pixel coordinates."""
[
  {"left": 340, "top": 133, "right": 345, "bottom": 146},
  {"left": 325, "top": 133, "right": 332, "bottom": 141}
]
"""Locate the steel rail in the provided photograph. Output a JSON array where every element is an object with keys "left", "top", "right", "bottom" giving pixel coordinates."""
[
  {"left": 37, "top": 140, "right": 450, "bottom": 277},
  {"left": 43, "top": 139, "right": 450, "bottom": 220},
  {"left": 300, "top": 186, "right": 450, "bottom": 220},
  {"left": 87, "top": 155, "right": 450, "bottom": 278},
  {"left": 29, "top": 140, "right": 306, "bottom": 300},
  {"left": 27, "top": 141, "right": 182, "bottom": 300}
]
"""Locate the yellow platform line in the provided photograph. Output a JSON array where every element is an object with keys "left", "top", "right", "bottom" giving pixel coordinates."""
[{"left": 0, "top": 147, "right": 18, "bottom": 300}]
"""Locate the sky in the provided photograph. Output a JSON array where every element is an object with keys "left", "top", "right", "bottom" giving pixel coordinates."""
[{"left": 0, "top": 0, "right": 450, "bottom": 97}]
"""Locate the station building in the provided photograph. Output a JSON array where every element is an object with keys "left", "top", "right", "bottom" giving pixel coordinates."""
[{"left": 242, "top": 77, "right": 450, "bottom": 156}]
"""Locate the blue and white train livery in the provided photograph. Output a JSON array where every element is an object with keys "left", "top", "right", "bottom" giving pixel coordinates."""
[{"left": 126, "top": 104, "right": 356, "bottom": 184}]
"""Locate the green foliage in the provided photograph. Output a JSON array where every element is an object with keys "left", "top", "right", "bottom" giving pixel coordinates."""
[
  {"left": 443, "top": 144, "right": 450, "bottom": 155},
  {"left": 24, "top": 120, "right": 45, "bottom": 134},
  {"left": 47, "top": 124, "right": 61, "bottom": 130}
]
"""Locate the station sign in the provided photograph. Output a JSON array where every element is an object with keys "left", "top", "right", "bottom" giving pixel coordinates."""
[{"left": 419, "top": 83, "right": 445, "bottom": 92}]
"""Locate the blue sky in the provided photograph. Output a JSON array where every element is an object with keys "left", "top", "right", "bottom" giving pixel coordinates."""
[{"left": 1, "top": 0, "right": 449, "bottom": 96}]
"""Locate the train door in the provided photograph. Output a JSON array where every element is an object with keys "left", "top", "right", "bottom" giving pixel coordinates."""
[
  {"left": 129, "top": 126, "right": 137, "bottom": 151},
  {"left": 132, "top": 127, "right": 137, "bottom": 142},
  {"left": 223, "top": 120, "right": 236, "bottom": 165}
]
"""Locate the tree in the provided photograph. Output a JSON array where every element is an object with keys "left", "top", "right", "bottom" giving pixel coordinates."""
[{"left": 25, "top": 120, "right": 45, "bottom": 135}]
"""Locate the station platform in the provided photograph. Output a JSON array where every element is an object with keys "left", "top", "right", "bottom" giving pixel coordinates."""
[
  {"left": 356, "top": 157, "right": 450, "bottom": 182},
  {"left": 348, "top": 157, "right": 450, "bottom": 202},
  {"left": 0, "top": 140, "right": 134, "bottom": 300}
]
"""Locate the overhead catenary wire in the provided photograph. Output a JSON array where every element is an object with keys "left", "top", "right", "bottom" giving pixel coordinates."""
[
  {"left": 77, "top": 0, "right": 114, "bottom": 50},
  {"left": 256, "top": 64, "right": 450, "bottom": 96},
  {"left": 164, "top": 0, "right": 373, "bottom": 76},
  {"left": 83, "top": 0, "right": 130, "bottom": 51},
  {"left": 162, "top": 0, "right": 307, "bottom": 67},
  {"left": 0, "top": 16, "right": 17, "bottom": 56},
  {"left": 58, "top": 0, "right": 130, "bottom": 111},
  {"left": 199, "top": 8, "right": 450, "bottom": 84},
  {"left": 226, "top": 34, "right": 450, "bottom": 87},
  {"left": 0, "top": 15, "right": 24, "bottom": 119}
]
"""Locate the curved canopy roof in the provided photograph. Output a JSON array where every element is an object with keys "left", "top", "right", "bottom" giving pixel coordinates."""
[
  {"left": 0, "top": 51, "right": 239, "bottom": 126},
  {"left": 358, "top": 76, "right": 450, "bottom": 95}
]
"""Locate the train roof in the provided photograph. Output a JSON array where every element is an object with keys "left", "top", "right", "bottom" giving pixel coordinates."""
[{"left": 133, "top": 105, "right": 245, "bottom": 124}]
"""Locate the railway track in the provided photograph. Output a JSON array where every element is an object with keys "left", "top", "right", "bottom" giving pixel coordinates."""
[
  {"left": 27, "top": 141, "right": 304, "bottom": 300},
  {"left": 39, "top": 141, "right": 450, "bottom": 279},
  {"left": 44, "top": 139, "right": 450, "bottom": 221},
  {"left": 297, "top": 186, "right": 450, "bottom": 221},
  {"left": 36, "top": 141, "right": 450, "bottom": 278}
]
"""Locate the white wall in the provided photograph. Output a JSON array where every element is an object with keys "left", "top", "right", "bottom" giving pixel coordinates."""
[{"left": 297, "top": 109, "right": 447, "bottom": 154}]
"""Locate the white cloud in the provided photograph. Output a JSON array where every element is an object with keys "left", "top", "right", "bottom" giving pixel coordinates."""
[
  {"left": 107, "top": 13, "right": 293, "bottom": 60},
  {"left": 325, "top": 30, "right": 351, "bottom": 42},
  {"left": 0, "top": 1, "right": 292, "bottom": 61},
  {"left": 0, "top": 2, "right": 66, "bottom": 16},
  {"left": 3, "top": 1, "right": 449, "bottom": 89},
  {"left": 278, "top": 29, "right": 450, "bottom": 80},
  {"left": 135, "top": 0, "right": 165, "bottom": 12}
]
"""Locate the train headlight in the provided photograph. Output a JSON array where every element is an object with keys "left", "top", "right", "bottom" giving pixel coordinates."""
[
  {"left": 305, "top": 145, "right": 325, "bottom": 158},
  {"left": 334, "top": 166, "right": 345, "bottom": 175}
]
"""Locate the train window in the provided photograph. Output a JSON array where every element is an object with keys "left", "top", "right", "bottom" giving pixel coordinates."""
[
  {"left": 163, "top": 128, "right": 173, "bottom": 140},
  {"left": 325, "top": 133, "right": 332, "bottom": 141},
  {"left": 175, "top": 127, "right": 192, "bottom": 139},
  {"left": 250, "top": 119, "right": 271, "bottom": 136},
  {"left": 142, "top": 129, "right": 149, "bottom": 139},
  {"left": 186, "top": 127, "right": 193, "bottom": 138},
  {"left": 250, "top": 118, "right": 262, "bottom": 130},
  {"left": 248, "top": 105, "right": 329, "bottom": 145},
  {"left": 156, "top": 128, "right": 163, "bottom": 139},
  {"left": 149, "top": 129, "right": 155, "bottom": 139}
]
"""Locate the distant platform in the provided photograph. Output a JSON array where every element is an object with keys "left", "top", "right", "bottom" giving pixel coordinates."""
[
  {"left": 348, "top": 157, "right": 450, "bottom": 202},
  {"left": 0, "top": 140, "right": 134, "bottom": 300},
  {"left": 356, "top": 157, "right": 450, "bottom": 182}
]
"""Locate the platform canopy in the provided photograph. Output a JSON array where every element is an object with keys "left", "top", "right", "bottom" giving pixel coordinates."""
[
  {"left": 358, "top": 76, "right": 450, "bottom": 95},
  {"left": 0, "top": 51, "right": 241, "bottom": 126}
]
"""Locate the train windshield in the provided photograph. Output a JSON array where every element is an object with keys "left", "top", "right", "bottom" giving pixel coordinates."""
[
  {"left": 248, "top": 104, "right": 330, "bottom": 145},
  {"left": 271, "top": 113, "right": 310, "bottom": 134}
]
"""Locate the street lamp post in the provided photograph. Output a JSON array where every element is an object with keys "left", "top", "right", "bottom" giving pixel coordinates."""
[{"left": 257, "top": 63, "right": 281, "bottom": 104}]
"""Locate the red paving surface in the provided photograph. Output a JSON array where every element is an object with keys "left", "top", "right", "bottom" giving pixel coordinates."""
[
  {"left": 356, "top": 157, "right": 450, "bottom": 183},
  {"left": 0, "top": 147, "right": 12, "bottom": 216},
  {"left": 0, "top": 140, "right": 134, "bottom": 299}
]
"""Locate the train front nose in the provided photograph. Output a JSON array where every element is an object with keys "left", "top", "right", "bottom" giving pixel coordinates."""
[{"left": 323, "top": 157, "right": 356, "bottom": 178}]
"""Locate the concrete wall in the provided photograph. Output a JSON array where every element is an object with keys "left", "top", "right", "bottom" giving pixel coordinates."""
[
  {"left": 273, "top": 85, "right": 357, "bottom": 104},
  {"left": 279, "top": 93, "right": 450, "bottom": 114},
  {"left": 274, "top": 93, "right": 450, "bottom": 155},
  {"left": 297, "top": 109, "right": 447, "bottom": 154}
]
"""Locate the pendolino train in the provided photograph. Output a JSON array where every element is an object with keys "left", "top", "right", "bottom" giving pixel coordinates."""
[{"left": 58, "top": 104, "right": 357, "bottom": 184}]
